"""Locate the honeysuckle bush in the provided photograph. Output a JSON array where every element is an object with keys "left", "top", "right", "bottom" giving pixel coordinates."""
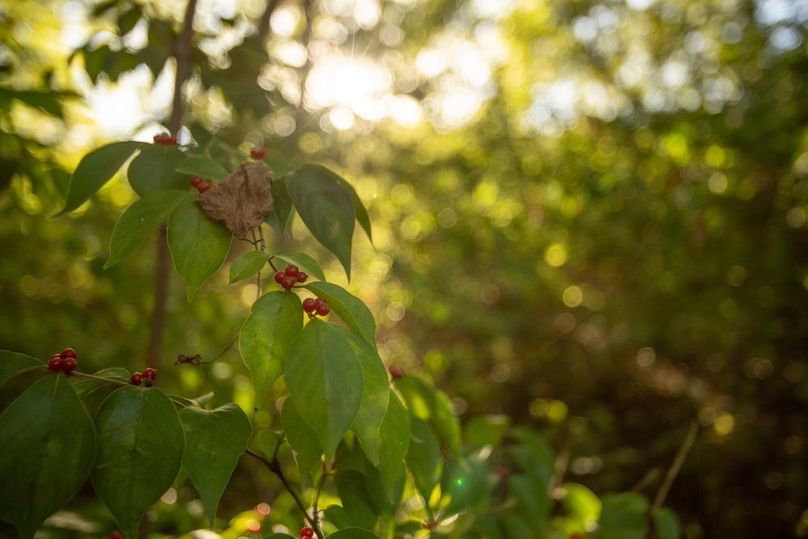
[{"left": 0, "top": 136, "right": 682, "bottom": 539}]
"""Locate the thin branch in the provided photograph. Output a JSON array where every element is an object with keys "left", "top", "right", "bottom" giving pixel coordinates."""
[
  {"left": 147, "top": 0, "right": 199, "bottom": 367},
  {"left": 244, "top": 448, "right": 324, "bottom": 539},
  {"left": 652, "top": 421, "right": 699, "bottom": 512},
  {"left": 311, "top": 472, "right": 328, "bottom": 536}
]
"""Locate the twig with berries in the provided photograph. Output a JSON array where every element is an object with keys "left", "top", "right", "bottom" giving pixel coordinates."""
[
  {"left": 302, "top": 297, "right": 330, "bottom": 318},
  {"left": 47, "top": 348, "right": 78, "bottom": 374},
  {"left": 130, "top": 367, "right": 158, "bottom": 387},
  {"left": 274, "top": 264, "right": 308, "bottom": 290}
]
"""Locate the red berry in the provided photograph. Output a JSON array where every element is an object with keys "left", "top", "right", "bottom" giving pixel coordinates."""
[
  {"left": 303, "top": 298, "right": 317, "bottom": 313},
  {"left": 250, "top": 148, "right": 267, "bottom": 160},
  {"left": 313, "top": 298, "right": 324, "bottom": 309},
  {"left": 388, "top": 365, "right": 405, "bottom": 380},
  {"left": 61, "top": 357, "right": 77, "bottom": 373},
  {"left": 48, "top": 355, "right": 63, "bottom": 372},
  {"left": 153, "top": 134, "right": 165, "bottom": 143},
  {"left": 300, "top": 527, "right": 314, "bottom": 539},
  {"left": 191, "top": 176, "right": 203, "bottom": 186},
  {"left": 197, "top": 181, "right": 212, "bottom": 193},
  {"left": 130, "top": 372, "right": 143, "bottom": 385},
  {"left": 167, "top": 135, "right": 177, "bottom": 145},
  {"left": 315, "top": 301, "right": 330, "bottom": 316},
  {"left": 60, "top": 347, "right": 77, "bottom": 359},
  {"left": 142, "top": 367, "right": 158, "bottom": 380},
  {"left": 296, "top": 272, "right": 308, "bottom": 283},
  {"left": 281, "top": 274, "right": 297, "bottom": 290},
  {"left": 274, "top": 272, "right": 286, "bottom": 285},
  {"left": 284, "top": 264, "right": 299, "bottom": 277},
  {"left": 108, "top": 532, "right": 123, "bottom": 539}
]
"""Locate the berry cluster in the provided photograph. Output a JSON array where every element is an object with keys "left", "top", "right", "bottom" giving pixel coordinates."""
[
  {"left": 153, "top": 133, "right": 177, "bottom": 145},
  {"left": 191, "top": 176, "right": 212, "bottom": 193},
  {"left": 274, "top": 264, "right": 308, "bottom": 290},
  {"left": 250, "top": 147, "right": 268, "bottom": 160},
  {"left": 48, "top": 348, "right": 78, "bottom": 373},
  {"left": 302, "top": 297, "right": 330, "bottom": 317},
  {"left": 130, "top": 368, "right": 158, "bottom": 387},
  {"left": 299, "top": 527, "right": 314, "bottom": 539}
]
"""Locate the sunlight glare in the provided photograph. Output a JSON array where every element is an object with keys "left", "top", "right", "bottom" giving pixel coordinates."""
[{"left": 305, "top": 55, "right": 392, "bottom": 111}]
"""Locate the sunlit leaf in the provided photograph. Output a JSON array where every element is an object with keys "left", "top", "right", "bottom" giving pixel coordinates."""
[
  {"left": 239, "top": 291, "right": 302, "bottom": 404},
  {"left": 281, "top": 398, "right": 323, "bottom": 484},
  {"left": 229, "top": 251, "right": 268, "bottom": 283},
  {"left": 167, "top": 196, "right": 232, "bottom": 300},
  {"left": 284, "top": 320, "right": 363, "bottom": 464},
  {"left": 274, "top": 252, "right": 326, "bottom": 281},
  {"left": 128, "top": 144, "right": 187, "bottom": 196},
  {"left": 286, "top": 164, "right": 355, "bottom": 277},
  {"left": 175, "top": 155, "right": 229, "bottom": 181},
  {"left": 58, "top": 141, "right": 144, "bottom": 215},
  {"left": 105, "top": 190, "right": 187, "bottom": 268},
  {"left": 304, "top": 281, "right": 376, "bottom": 348}
]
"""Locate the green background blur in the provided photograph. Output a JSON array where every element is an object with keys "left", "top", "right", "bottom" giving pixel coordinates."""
[{"left": 1, "top": 0, "right": 807, "bottom": 537}]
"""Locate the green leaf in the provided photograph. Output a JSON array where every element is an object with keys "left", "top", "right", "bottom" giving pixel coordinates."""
[
  {"left": 562, "top": 483, "right": 601, "bottom": 529},
  {"left": 0, "top": 375, "right": 96, "bottom": 539},
  {"left": 229, "top": 251, "right": 268, "bottom": 283},
  {"left": 167, "top": 196, "right": 232, "bottom": 300},
  {"left": 338, "top": 328, "right": 389, "bottom": 466},
  {"left": 179, "top": 404, "right": 251, "bottom": 527},
  {"left": 377, "top": 392, "right": 410, "bottom": 500},
  {"left": 335, "top": 470, "right": 378, "bottom": 531},
  {"left": 266, "top": 176, "right": 294, "bottom": 233},
  {"left": 274, "top": 252, "right": 326, "bottom": 282},
  {"left": 509, "top": 474, "right": 550, "bottom": 532},
  {"left": 239, "top": 291, "right": 302, "bottom": 404},
  {"left": 284, "top": 320, "right": 363, "bottom": 464},
  {"left": 281, "top": 398, "right": 323, "bottom": 483},
  {"left": 332, "top": 175, "right": 373, "bottom": 242},
  {"left": 406, "top": 416, "right": 442, "bottom": 504},
  {"left": 105, "top": 190, "right": 187, "bottom": 268},
  {"left": 0, "top": 350, "right": 43, "bottom": 387},
  {"left": 73, "top": 367, "right": 131, "bottom": 398},
  {"left": 502, "top": 515, "right": 533, "bottom": 537},
  {"left": 127, "top": 144, "right": 188, "bottom": 196},
  {"left": 303, "top": 281, "right": 376, "bottom": 348},
  {"left": 395, "top": 374, "right": 461, "bottom": 455},
  {"left": 175, "top": 155, "right": 229, "bottom": 181},
  {"left": 91, "top": 387, "right": 185, "bottom": 537},
  {"left": 59, "top": 141, "right": 143, "bottom": 215},
  {"left": 443, "top": 457, "right": 494, "bottom": 517},
  {"left": 286, "top": 164, "right": 356, "bottom": 277},
  {"left": 327, "top": 529, "right": 380, "bottom": 539},
  {"left": 653, "top": 508, "right": 682, "bottom": 539},
  {"left": 598, "top": 493, "right": 649, "bottom": 539}
]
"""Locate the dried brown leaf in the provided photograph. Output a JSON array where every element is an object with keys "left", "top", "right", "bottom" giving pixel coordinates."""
[{"left": 197, "top": 161, "right": 274, "bottom": 237}]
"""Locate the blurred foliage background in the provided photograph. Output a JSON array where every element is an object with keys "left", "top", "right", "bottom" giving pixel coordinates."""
[{"left": 1, "top": 0, "right": 808, "bottom": 537}]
